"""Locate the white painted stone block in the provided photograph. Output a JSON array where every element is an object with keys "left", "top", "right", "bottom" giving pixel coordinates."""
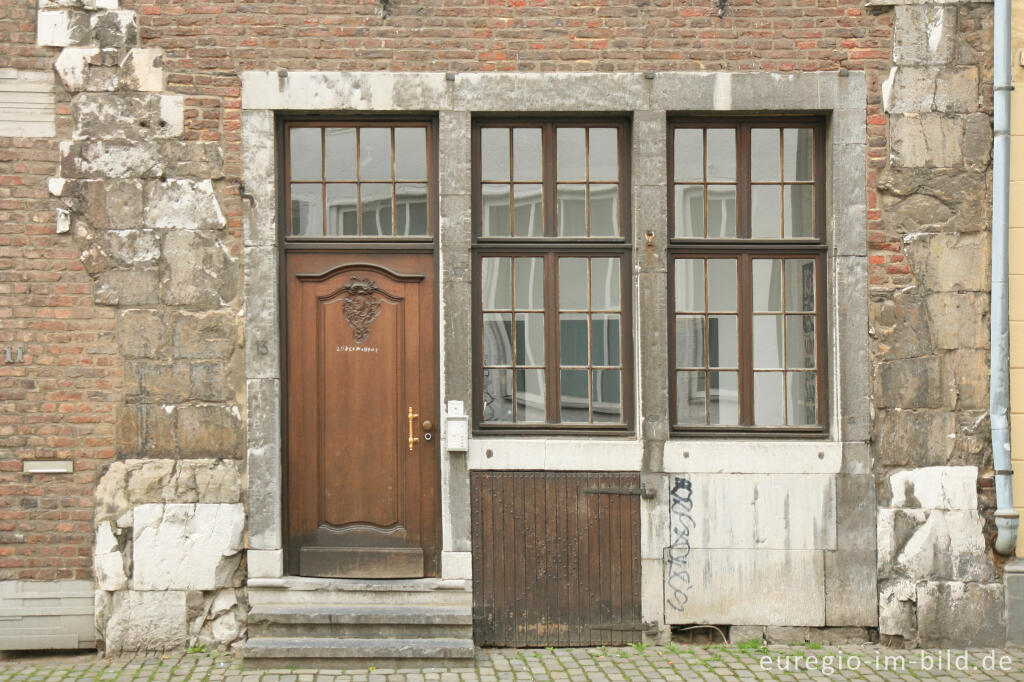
[
  {"left": 679, "top": 473, "right": 837, "bottom": 551},
  {"left": 37, "top": 10, "right": 77, "bottom": 47},
  {"left": 442, "top": 551, "right": 472, "bottom": 580},
  {"left": 143, "top": 178, "right": 225, "bottom": 230},
  {"left": 0, "top": 70, "right": 55, "bottom": 137},
  {"left": 105, "top": 590, "right": 186, "bottom": 653},
  {"left": 121, "top": 48, "right": 164, "bottom": 92},
  {"left": 132, "top": 503, "right": 244, "bottom": 591},
  {"left": 241, "top": 71, "right": 449, "bottom": 111},
  {"left": 663, "top": 440, "right": 842, "bottom": 474},
  {"left": 54, "top": 47, "right": 99, "bottom": 92},
  {"left": 664, "top": 548, "right": 826, "bottom": 626}
]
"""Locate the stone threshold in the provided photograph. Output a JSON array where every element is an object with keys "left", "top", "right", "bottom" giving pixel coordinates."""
[{"left": 247, "top": 577, "right": 471, "bottom": 592}]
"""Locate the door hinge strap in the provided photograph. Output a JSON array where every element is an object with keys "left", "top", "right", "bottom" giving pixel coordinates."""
[{"left": 583, "top": 486, "right": 656, "bottom": 499}]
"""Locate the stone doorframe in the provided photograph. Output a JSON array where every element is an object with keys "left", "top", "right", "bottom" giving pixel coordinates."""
[{"left": 239, "top": 71, "right": 869, "bottom": 582}]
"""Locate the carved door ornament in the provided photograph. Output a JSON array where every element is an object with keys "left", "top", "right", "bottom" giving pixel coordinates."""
[{"left": 340, "top": 277, "right": 383, "bottom": 344}]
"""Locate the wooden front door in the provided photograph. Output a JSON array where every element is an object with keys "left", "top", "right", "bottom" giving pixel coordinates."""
[{"left": 285, "top": 251, "right": 439, "bottom": 578}]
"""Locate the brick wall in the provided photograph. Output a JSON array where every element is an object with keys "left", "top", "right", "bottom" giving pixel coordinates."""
[{"left": 0, "top": 1, "right": 117, "bottom": 581}]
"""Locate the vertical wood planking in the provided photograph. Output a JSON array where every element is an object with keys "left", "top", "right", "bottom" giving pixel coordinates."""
[{"left": 471, "top": 471, "right": 642, "bottom": 647}]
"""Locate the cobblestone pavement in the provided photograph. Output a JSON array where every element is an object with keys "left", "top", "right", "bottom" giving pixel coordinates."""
[{"left": 5, "top": 644, "right": 1024, "bottom": 681}]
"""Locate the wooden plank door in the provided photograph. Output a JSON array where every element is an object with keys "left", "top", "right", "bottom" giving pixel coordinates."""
[
  {"left": 285, "top": 251, "right": 439, "bottom": 578},
  {"left": 470, "top": 471, "right": 643, "bottom": 646}
]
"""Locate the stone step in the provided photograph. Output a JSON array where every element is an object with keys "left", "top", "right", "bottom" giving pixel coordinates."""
[
  {"left": 241, "top": 636, "right": 475, "bottom": 670},
  {"left": 248, "top": 604, "right": 473, "bottom": 639},
  {"left": 247, "top": 577, "right": 472, "bottom": 607}
]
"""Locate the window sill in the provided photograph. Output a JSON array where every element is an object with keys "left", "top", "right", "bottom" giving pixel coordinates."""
[
  {"left": 663, "top": 439, "right": 843, "bottom": 474},
  {"left": 467, "top": 435, "right": 642, "bottom": 471}
]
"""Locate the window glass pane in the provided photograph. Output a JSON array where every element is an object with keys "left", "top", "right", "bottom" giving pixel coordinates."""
[
  {"left": 786, "top": 316, "right": 816, "bottom": 369},
  {"left": 559, "top": 258, "right": 589, "bottom": 310},
  {"left": 753, "top": 315, "right": 784, "bottom": 369},
  {"left": 559, "top": 314, "right": 589, "bottom": 366},
  {"left": 482, "top": 313, "right": 513, "bottom": 366},
  {"left": 706, "top": 129, "right": 736, "bottom": 182},
  {"left": 560, "top": 369, "right": 589, "bottom": 422},
  {"left": 707, "top": 259, "right": 737, "bottom": 312},
  {"left": 481, "top": 128, "right": 510, "bottom": 181},
  {"left": 751, "top": 185, "right": 781, "bottom": 238},
  {"left": 512, "top": 128, "right": 542, "bottom": 181},
  {"left": 395, "top": 183, "right": 428, "bottom": 236},
  {"left": 324, "top": 128, "right": 356, "bottom": 181},
  {"left": 589, "top": 184, "right": 619, "bottom": 237},
  {"left": 394, "top": 127, "right": 427, "bottom": 181},
  {"left": 514, "top": 257, "right": 544, "bottom": 310},
  {"left": 676, "top": 371, "right": 706, "bottom": 425},
  {"left": 752, "top": 259, "right": 783, "bottom": 312},
  {"left": 359, "top": 128, "right": 392, "bottom": 181},
  {"left": 515, "top": 313, "right": 545, "bottom": 365},
  {"left": 751, "top": 128, "right": 781, "bottom": 182},
  {"left": 481, "top": 257, "right": 512, "bottom": 309},
  {"left": 589, "top": 128, "right": 619, "bottom": 182},
  {"left": 326, "top": 184, "right": 357, "bottom": 236},
  {"left": 483, "top": 368, "right": 513, "bottom": 422},
  {"left": 674, "top": 129, "right": 703, "bottom": 183},
  {"left": 591, "top": 258, "right": 620, "bottom": 310},
  {"left": 290, "top": 128, "right": 322, "bottom": 181},
  {"left": 593, "top": 369, "right": 622, "bottom": 422},
  {"left": 482, "top": 184, "right": 511, "bottom": 237},
  {"left": 674, "top": 259, "right": 705, "bottom": 312},
  {"left": 706, "top": 185, "right": 736, "bottom": 238},
  {"left": 591, "top": 314, "right": 621, "bottom": 366},
  {"left": 784, "top": 128, "right": 814, "bottom": 182},
  {"left": 360, "top": 183, "right": 392, "bottom": 236},
  {"left": 785, "top": 259, "right": 815, "bottom": 312},
  {"left": 784, "top": 185, "right": 814, "bottom": 238},
  {"left": 557, "top": 128, "right": 586, "bottom": 181},
  {"left": 787, "top": 372, "right": 817, "bottom": 425},
  {"left": 513, "top": 184, "right": 543, "bottom": 237},
  {"left": 708, "top": 315, "right": 738, "bottom": 368},
  {"left": 557, "top": 184, "right": 587, "bottom": 236},
  {"left": 675, "top": 315, "right": 705, "bottom": 368},
  {"left": 516, "top": 369, "right": 546, "bottom": 422},
  {"left": 674, "top": 185, "right": 704, "bottom": 238},
  {"left": 290, "top": 184, "right": 322, "bottom": 236},
  {"left": 754, "top": 372, "right": 785, "bottom": 425},
  {"left": 708, "top": 371, "right": 739, "bottom": 425}
]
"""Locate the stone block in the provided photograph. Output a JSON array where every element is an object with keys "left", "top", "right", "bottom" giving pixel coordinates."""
[
  {"left": 890, "top": 114, "right": 963, "bottom": 168},
  {"left": 73, "top": 93, "right": 183, "bottom": 142},
  {"left": 872, "top": 409, "right": 956, "bottom": 467},
  {"left": 140, "top": 404, "right": 178, "bottom": 457},
  {"left": 934, "top": 67, "right": 979, "bottom": 113},
  {"left": 133, "top": 503, "right": 244, "bottom": 591},
  {"left": 93, "top": 268, "right": 159, "bottom": 306},
  {"left": 888, "top": 465, "right": 978, "bottom": 510},
  {"left": 120, "top": 48, "right": 164, "bottom": 92},
  {"left": 117, "top": 309, "right": 168, "bottom": 359},
  {"left": 190, "top": 361, "right": 236, "bottom": 401},
  {"left": 964, "top": 112, "right": 993, "bottom": 168},
  {"left": 176, "top": 404, "right": 242, "bottom": 458},
  {"left": 157, "top": 141, "right": 224, "bottom": 179},
  {"left": 887, "top": 67, "right": 940, "bottom": 114},
  {"left": 438, "top": 111, "right": 471, "bottom": 197},
  {"left": 244, "top": 246, "right": 280, "bottom": 380},
  {"left": 664, "top": 548, "right": 825, "bottom": 626},
  {"left": 241, "top": 110, "right": 277, "bottom": 246},
  {"left": 841, "top": 442, "right": 872, "bottom": 475},
  {"left": 37, "top": 9, "right": 90, "bottom": 47},
  {"left": 54, "top": 47, "right": 101, "bottom": 91},
  {"left": 893, "top": 5, "right": 958, "bottom": 66},
  {"left": 942, "top": 349, "right": 990, "bottom": 410},
  {"left": 825, "top": 551, "right": 878, "bottom": 627},
  {"left": 904, "top": 232, "right": 991, "bottom": 292},
  {"left": 247, "top": 549, "right": 283, "bottom": 578},
  {"left": 242, "top": 71, "right": 450, "bottom": 111},
  {"left": 870, "top": 291, "right": 932, "bottom": 360},
  {"left": 917, "top": 581, "right": 1005, "bottom": 647},
  {"left": 247, "top": 379, "right": 281, "bottom": 549},
  {"left": 454, "top": 72, "right": 648, "bottom": 113},
  {"left": 878, "top": 579, "right": 916, "bottom": 640},
  {"left": 836, "top": 475, "right": 875, "bottom": 550},
  {"left": 831, "top": 144, "right": 867, "bottom": 257},
  {"left": 125, "top": 361, "right": 191, "bottom": 402},
  {"left": 97, "top": 230, "right": 161, "bottom": 268},
  {"left": 926, "top": 293, "right": 989, "bottom": 350},
  {"left": 160, "top": 231, "right": 238, "bottom": 307},
  {"left": 144, "top": 179, "right": 225, "bottom": 229},
  {"left": 632, "top": 111, "right": 666, "bottom": 187},
  {"left": 878, "top": 168, "right": 989, "bottom": 233},
  {"left": 634, "top": 187, "right": 668, "bottom": 273},
  {"left": 61, "top": 139, "right": 162, "bottom": 178},
  {"left": 874, "top": 356, "right": 945, "bottom": 409},
  {"left": 89, "top": 9, "right": 138, "bottom": 52},
  {"left": 172, "top": 311, "right": 238, "bottom": 359},
  {"left": 105, "top": 590, "right": 187, "bottom": 653}
]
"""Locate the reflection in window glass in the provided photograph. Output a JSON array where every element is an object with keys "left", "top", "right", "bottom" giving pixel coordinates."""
[
  {"left": 290, "top": 184, "right": 322, "bottom": 236},
  {"left": 290, "top": 128, "right": 322, "bottom": 181}
]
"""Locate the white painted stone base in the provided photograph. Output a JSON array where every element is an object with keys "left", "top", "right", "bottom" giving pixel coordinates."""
[
  {"left": 442, "top": 551, "right": 472, "bottom": 579},
  {"left": 247, "top": 549, "right": 283, "bottom": 578}
]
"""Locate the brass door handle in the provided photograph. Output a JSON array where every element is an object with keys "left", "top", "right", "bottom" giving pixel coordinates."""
[{"left": 408, "top": 406, "right": 419, "bottom": 451}]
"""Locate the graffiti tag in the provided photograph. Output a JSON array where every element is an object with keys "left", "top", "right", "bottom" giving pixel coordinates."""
[{"left": 667, "top": 475, "right": 695, "bottom": 612}]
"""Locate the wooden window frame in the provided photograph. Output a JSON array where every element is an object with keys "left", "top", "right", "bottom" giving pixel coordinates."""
[
  {"left": 668, "top": 116, "right": 829, "bottom": 437},
  {"left": 281, "top": 118, "right": 439, "bottom": 244},
  {"left": 471, "top": 118, "right": 634, "bottom": 435}
]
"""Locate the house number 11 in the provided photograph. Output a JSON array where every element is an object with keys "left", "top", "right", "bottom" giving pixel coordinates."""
[{"left": 3, "top": 347, "right": 23, "bottom": 363}]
